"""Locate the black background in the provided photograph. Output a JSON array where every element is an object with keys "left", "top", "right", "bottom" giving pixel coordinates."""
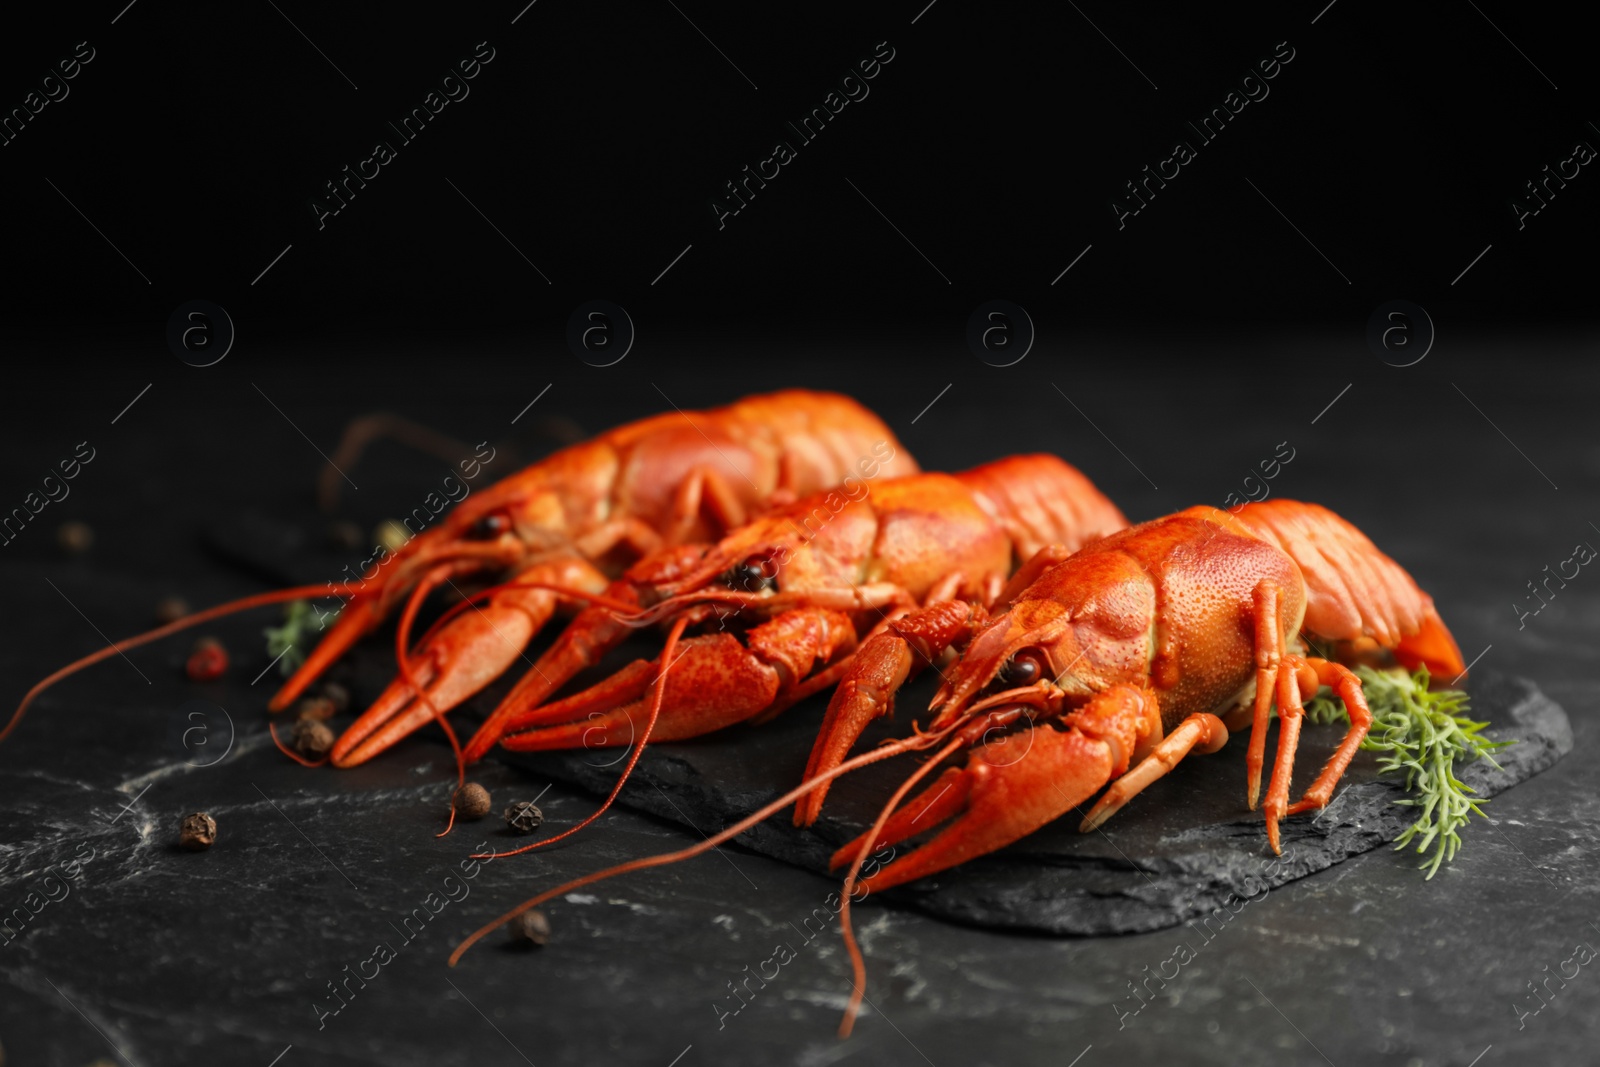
[
  {"left": 2, "top": 1, "right": 1595, "bottom": 339},
  {"left": 2, "top": 3, "right": 1598, "bottom": 1066}
]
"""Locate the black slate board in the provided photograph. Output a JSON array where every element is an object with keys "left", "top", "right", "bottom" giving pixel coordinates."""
[{"left": 505, "top": 668, "right": 1571, "bottom": 935}]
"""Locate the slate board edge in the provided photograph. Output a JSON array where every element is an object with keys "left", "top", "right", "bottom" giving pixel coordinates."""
[{"left": 509, "top": 672, "right": 1572, "bottom": 937}]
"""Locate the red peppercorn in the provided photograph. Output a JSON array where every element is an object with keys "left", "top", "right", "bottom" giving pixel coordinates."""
[{"left": 186, "top": 637, "right": 228, "bottom": 682}]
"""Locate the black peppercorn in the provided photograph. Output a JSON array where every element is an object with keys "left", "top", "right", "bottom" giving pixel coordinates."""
[
  {"left": 293, "top": 720, "right": 335, "bottom": 759},
  {"left": 180, "top": 812, "right": 216, "bottom": 851},
  {"left": 504, "top": 801, "right": 544, "bottom": 833}
]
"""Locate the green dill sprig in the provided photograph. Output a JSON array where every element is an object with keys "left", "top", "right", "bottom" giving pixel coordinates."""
[
  {"left": 263, "top": 600, "right": 337, "bottom": 677},
  {"left": 1303, "top": 665, "right": 1514, "bottom": 879}
]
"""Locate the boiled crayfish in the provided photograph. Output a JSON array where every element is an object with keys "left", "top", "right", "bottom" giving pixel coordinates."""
[
  {"left": 816, "top": 500, "right": 1466, "bottom": 888},
  {"left": 5, "top": 391, "right": 919, "bottom": 749}
]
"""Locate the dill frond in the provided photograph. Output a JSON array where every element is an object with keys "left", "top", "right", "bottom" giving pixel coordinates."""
[{"left": 1303, "top": 666, "right": 1513, "bottom": 879}]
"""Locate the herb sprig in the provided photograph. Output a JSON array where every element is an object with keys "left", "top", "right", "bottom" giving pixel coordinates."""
[
  {"left": 263, "top": 600, "right": 336, "bottom": 677},
  {"left": 1304, "top": 665, "right": 1514, "bottom": 879}
]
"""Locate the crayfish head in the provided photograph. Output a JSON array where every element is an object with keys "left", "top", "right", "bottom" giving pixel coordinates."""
[
  {"left": 371, "top": 449, "right": 627, "bottom": 598},
  {"left": 636, "top": 510, "right": 824, "bottom": 611},
  {"left": 929, "top": 598, "right": 1082, "bottom": 728},
  {"left": 344, "top": 501, "right": 529, "bottom": 621}
]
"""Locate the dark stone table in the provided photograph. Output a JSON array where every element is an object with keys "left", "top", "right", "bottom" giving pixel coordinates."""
[{"left": 2, "top": 337, "right": 1595, "bottom": 1067}]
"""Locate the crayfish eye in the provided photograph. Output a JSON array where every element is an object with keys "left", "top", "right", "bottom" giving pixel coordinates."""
[
  {"left": 468, "top": 513, "right": 511, "bottom": 539},
  {"left": 719, "top": 558, "right": 777, "bottom": 593},
  {"left": 997, "top": 650, "right": 1046, "bottom": 687}
]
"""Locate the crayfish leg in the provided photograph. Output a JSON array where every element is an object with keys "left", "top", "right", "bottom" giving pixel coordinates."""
[
  {"left": 1261, "top": 652, "right": 1329, "bottom": 854},
  {"left": 662, "top": 464, "right": 751, "bottom": 545},
  {"left": 795, "top": 599, "right": 987, "bottom": 827},
  {"left": 1281, "top": 658, "right": 1373, "bottom": 818},
  {"left": 1243, "top": 580, "right": 1377, "bottom": 854},
  {"left": 1245, "top": 580, "right": 1305, "bottom": 812},
  {"left": 1079, "top": 710, "right": 1228, "bottom": 832}
]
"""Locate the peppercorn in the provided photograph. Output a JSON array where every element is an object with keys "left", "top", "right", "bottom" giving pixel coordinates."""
[
  {"left": 179, "top": 812, "right": 217, "bottom": 851},
  {"left": 320, "top": 682, "right": 351, "bottom": 714},
  {"left": 507, "top": 909, "right": 551, "bottom": 946},
  {"left": 154, "top": 596, "right": 191, "bottom": 624},
  {"left": 185, "top": 637, "right": 228, "bottom": 682},
  {"left": 56, "top": 520, "right": 94, "bottom": 555},
  {"left": 453, "top": 782, "right": 491, "bottom": 821},
  {"left": 504, "top": 801, "right": 544, "bottom": 833},
  {"left": 295, "top": 696, "right": 338, "bottom": 722},
  {"left": 293, "top": 719, "right": 335, "bottom": 759}
]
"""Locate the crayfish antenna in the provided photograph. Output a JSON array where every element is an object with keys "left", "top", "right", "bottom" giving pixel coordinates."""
[
  {"left": 386, "top": 575, "right": 470, "bottom": 836},
  {"left": 464, "top": 586, "right": 767, "bottom": 761},
  {"left": 446, "top": 724, "right": 959, "bottom": 969},
  {"left": 2, "top": 582, "right": 368, "bottom": 748},
  {"left": 471, "top": 617, "right": 691, "bottom": 859},
  {"left": 833, "top": 733, "right": 968, "bottom": 1037}
]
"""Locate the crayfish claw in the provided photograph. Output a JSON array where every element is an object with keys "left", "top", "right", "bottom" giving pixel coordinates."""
[{"left": 832, "top": 723, "right": 1114, "bottom": 894}]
